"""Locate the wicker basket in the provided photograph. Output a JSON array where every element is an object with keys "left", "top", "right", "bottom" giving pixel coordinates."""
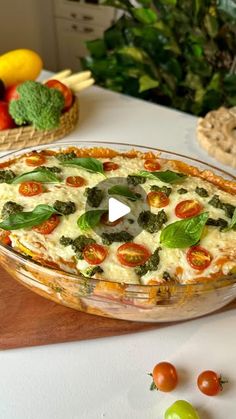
[{"left": 0, "top": 97, "right": 79, "bottom": 151}]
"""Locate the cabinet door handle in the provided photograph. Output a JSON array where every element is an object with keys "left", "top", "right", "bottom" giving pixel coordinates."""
[
  {"left": 82, "top": 15, "right": 93, "bottom": 21},
  {"left": 83, "top": 27, "right": 94, "bottom": 33},
  {"left": 71, "top": 24, "right": 78, "bottom": 30},
  {"left": 70, "top": 12, "right": 77, "bottom": 18}
]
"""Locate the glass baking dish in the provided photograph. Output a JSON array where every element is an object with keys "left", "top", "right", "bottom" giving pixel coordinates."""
[{"left": 0, "top": 141, "right": 236, "bottom": 322}]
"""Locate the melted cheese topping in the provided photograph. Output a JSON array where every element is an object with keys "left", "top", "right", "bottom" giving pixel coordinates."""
[{"left": 0, "top": 152, "right": 236, "bottom": 285}]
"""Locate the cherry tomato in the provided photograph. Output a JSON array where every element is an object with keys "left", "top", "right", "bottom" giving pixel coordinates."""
[
  {"left": 197, "top": 370, "right": 226, "bottom": 396},
  {"left": 19, "top": 181, "right": 43, "bottom": 197},
  {"left": 187, "top": 246, "right": 212, "bottom": 270},
  {"left": 4, "top": 84, "right": 20, "bottom": 102},
  {"left": 45, "top": 79, "right": 73, "bottom": 110},
  {"left": 144, "top": 159, "right": 161, "bottom": 171},
  {"left": 33, "top": 214, "right": 60, "bottom": 235},
  {"left": 83, "top": 243, "right": 107, "bottom": 265},
  {"left": 175, "top": 200, "right": 202, "bottom": 219},
  {"left": 66, "top": 176, "right": 86, "bottom": 187},
  {"left": 147, "top": 191, "right": 169, "bottom": 208},
  {"left": 0, "top": 230, "right": 11, "bottom": 246},
  {"left": 151, "top": 362, "right": 178, "bottom": 392},
  {"left": 100, "top": 212, "right": 123, "bottom": 226},
  {"left": 117, "top": 243, "right": 150, "bottom": 267},
  {"left": 25, "top": 153, "right": 46, "bottom": 167},
  {"left": 165, "top": 400, "right": 200, "bottom": 419},
  {"left": 103, "top": 161, "right": 120, "bottom": 171},
  {"left": 0, "top": 101, "right": 15, "bottom": 130}
]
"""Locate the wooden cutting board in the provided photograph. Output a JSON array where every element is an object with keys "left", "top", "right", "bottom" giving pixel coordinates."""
[{"left": 1, "top": 267, "right": 235, "bottom": 350}]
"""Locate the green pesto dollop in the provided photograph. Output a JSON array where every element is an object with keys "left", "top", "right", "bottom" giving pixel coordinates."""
[
  {"left": 85, "top": 187, "right": 104, "bottom": 208},
  {"left": 127, "top": 175, "right": 146, "bottom": 186},
  {"left": 135, "top": 247, "right": 161, "bottom": 276},
  {"left": 195, "top": 186, "right": 209, "bottom": 197},
  {"left": 177, "top": 188, "right": 188, "bottom": 194},
  {"left": 0, "top": 170, "right": 16, "bottom": 184},
  {"left": 1, "top": 201, "right": 24, "bottom": 219},
  {"left": 209, "top": 194, "right": 235, "bottom": 218},
  {"left": 83, "top": 266, "right": 103, "bottom": 277},
  {"left": 150, "top": 185, "right": 172, "bottom": 196},
  {"left": 206, "top": 217, "right": 228, "bottom": 230},
  {"left": 56, "top": 151, "right": 76, "bottom": 162},
  {"left": 53, "top": 200, "right": 76, "bottom": 215},
  {"left": 138, "top": 210, "right": 167, "bottom": 233},
  {"left": 60, "top": 234, "right": 96, "bottom": 259},
  {"left": 102, "top": 231, "right": 133, "bottom": 245}
]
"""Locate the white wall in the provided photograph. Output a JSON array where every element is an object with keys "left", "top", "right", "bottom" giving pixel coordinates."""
[{"left": 0, "top": 0, "right": 57, "bottom": 70}]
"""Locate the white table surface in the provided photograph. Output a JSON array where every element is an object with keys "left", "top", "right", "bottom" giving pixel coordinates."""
[{"left": 0, "top": 72, "right": 235, "bottom": 419}]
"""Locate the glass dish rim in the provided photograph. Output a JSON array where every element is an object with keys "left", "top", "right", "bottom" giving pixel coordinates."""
[{"left": 0, "top": 139, "right": 236, "bottom": 290}]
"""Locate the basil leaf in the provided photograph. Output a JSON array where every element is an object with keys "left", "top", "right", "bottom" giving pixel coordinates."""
[
  {"left": 11, "top": 168, "right": 61, "bottom": 184},
  {"left": 61, "top": 157, "right": 104, "bottom": 175},
  {"left": 0, "top": 204, "right": 57, "bottom": 230},
  {"left": 224, "top": 208, "right": 236, "bottom": 232},
  {"left": 77, "top": 209, "right": 107, "bottom": 231},
  {"left": 137, "top": 170, "right": 187, "bottom": 183},
  {"left": 108, "top": 185, "right": 141, "bottom": 201},
  {"left": 160, "top": 212, "right": 209, "bottom": 248}
]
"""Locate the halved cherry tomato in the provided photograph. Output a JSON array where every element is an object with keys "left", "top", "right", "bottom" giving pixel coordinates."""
[
  {"left": 66, "top": 176, "right": 86, "bottom": 187},
  {"left": 100, "top": 212, "right": 123, "bottom": 226},
  {"left": 197, "top": 370, "right": 226, "bottom": 396},
  {"left": 45, "top": 79, "right": 73, "bottom": 110},
  {"left": 147, "top": 191, "right": 169, "bottom": 208},
  {"left": 19, "top": 181, "right": 43, "bottom": 197},
  {"left": 103, "top": 161, "right": 120, "bottom": 172},
  {"left": 25, "top": 153, "right": 46, "bottom": 167},
  {"left": 33, "top": 214, "right": 60, "bottom": 235},
  {"left": 0, "top": 230, "right": 11, "bottom": 246},
  {"left": 187, "top": 246, "right": 212, "bottom": 270},
  {"left": 117, "top": 242, "right": 151, "bottom": 267},
  {"left": 151, "top": 362, "right": 178, "bottom": 392},
  {"left": 175, "top": 200, "right": 202, "bottom": 219},
  {"left": 83, "top": 243, "right": 107, "bottom": 265},
  {"left": 144, "top": 159, "right": 161, "bottom": 171}
]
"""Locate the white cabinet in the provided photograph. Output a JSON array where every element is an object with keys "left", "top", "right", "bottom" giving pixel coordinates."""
[{"left": 54, "top": 0, "right": 115, "bottom": 71}]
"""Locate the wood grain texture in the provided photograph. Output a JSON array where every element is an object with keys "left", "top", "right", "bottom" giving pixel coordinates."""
[{"left": 0, "top": 267, "right": 235, "bottom": 350}]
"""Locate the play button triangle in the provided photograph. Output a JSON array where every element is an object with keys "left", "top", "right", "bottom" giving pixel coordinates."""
[{"left": 108, "top": 197, "right": 131, "bottom": 222}]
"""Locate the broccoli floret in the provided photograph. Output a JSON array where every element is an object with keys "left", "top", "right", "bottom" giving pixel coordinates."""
[{"left": 9, "top": 81, "right": 64, "bottom": 130}]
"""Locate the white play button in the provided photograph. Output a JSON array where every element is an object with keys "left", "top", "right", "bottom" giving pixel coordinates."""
[{"left": 108, "top": 197, "right": 131, "bottom": 222}]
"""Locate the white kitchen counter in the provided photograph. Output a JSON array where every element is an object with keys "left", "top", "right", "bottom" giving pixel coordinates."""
[{"left": 0, "top": 74, "right": 235, "bottom": 419}]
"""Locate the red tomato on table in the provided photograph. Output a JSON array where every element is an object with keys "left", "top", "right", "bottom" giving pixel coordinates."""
[
  {"left": 45, "top": 79, "right": 73, "bottom": 110},
  {"left": 4, "top": 84, "right": 20, "bottom": 102},
  {"left": 0, "top": 102, "right": 15, "bottom": 130}
]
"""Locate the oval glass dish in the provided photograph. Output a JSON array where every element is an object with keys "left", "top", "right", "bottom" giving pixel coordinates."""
[{"left": 0, "top": 141, "right": 236, "bottom": 323}]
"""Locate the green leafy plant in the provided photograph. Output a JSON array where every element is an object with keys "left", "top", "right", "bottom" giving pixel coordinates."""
[{"left": 83, "top": 0, "right": 236, "bottom": 115}]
